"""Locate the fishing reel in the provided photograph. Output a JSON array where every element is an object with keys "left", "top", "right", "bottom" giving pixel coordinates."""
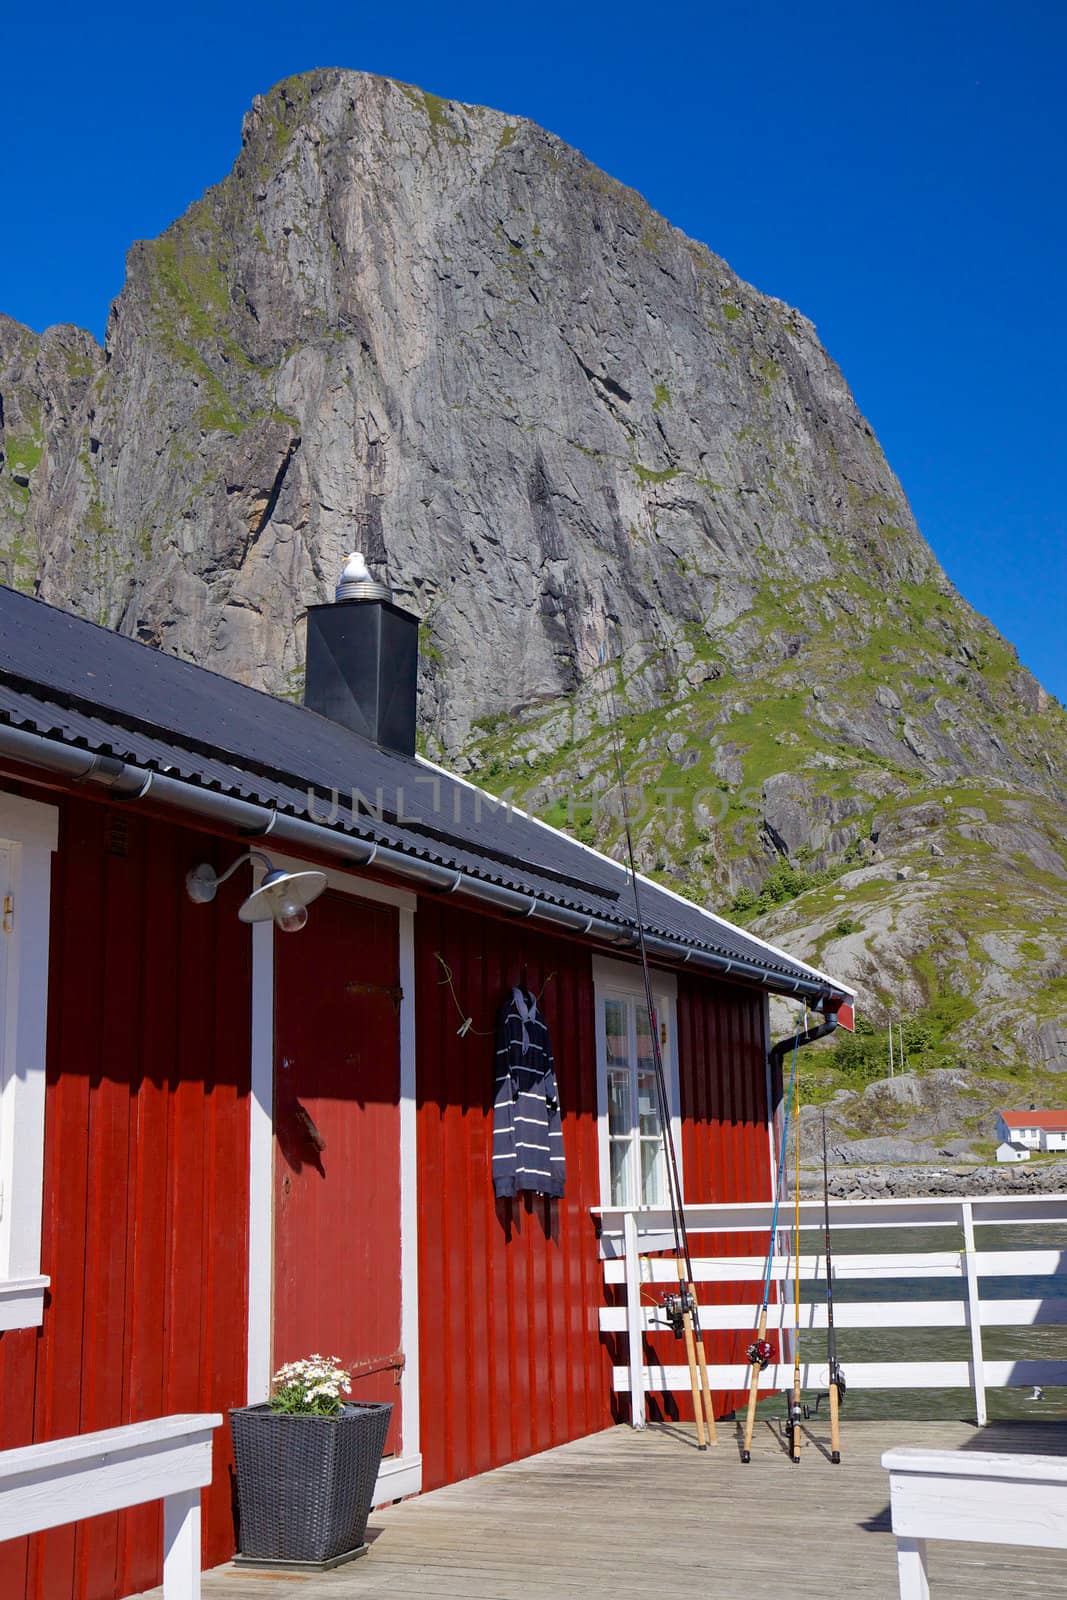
[
  {"left": 783, "top": 1395, "right": 806, "bottom": 1462},
  {"left": 746, "top": 1338, "right": 773, "bottom": 1370},
  {"left": 661, "top": 1288, "right": 694, "bottom": 1339},
  {"left": 813, "top": 1367, "right": 847, "bottom": 1412},
  {"left": 809, "top": 1366, "right": 846, "bottom": 1464}
]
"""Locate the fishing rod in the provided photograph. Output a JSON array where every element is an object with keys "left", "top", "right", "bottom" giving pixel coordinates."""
[
  {"left": 785, "top": 1060, "right": 804, "bottom": 1463},
  {"left": 598, "top": 644, "right": 717, "bottom": 1448},
  {"left": 820, "top": 1109, "right": 845, "bottom": 1464},
  {"left": 739, "top": 1014, "right": 803, "bottom": 1463},
  {"left": 741, "top": 1012, "right": 843, "bottom": 1463}
]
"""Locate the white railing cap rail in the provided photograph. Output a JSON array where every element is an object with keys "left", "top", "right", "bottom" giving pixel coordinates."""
[
  {"left": 882, "top": 1447, "right": 1067, "bottom": 1483},
  {"left": 593, "top": 1193, "right": 1067, "bottom": 1223},
  {"left": 0, "top": 1414, "right": 222, "bottom": 1481},
  {"left": 595, "top": 1193, "right": 1067, "bottom": 1254}
]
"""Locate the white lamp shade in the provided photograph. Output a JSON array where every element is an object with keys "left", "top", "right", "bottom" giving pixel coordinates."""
[{"left": 238, "top": 867, "right": 328, "bottom": 926}]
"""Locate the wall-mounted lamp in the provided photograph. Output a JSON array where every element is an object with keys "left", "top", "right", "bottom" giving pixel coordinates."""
[{"left": 185, "top": 851, "right": 327, "bottom": 933}]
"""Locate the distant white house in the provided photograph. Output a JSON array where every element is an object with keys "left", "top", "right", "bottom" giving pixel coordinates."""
[
  {"left": 995, "top": 1141, "right": 1031, "bottom": 1164},
  {"left": 995, "top": 1110, "right": 1067, "bottom": 1153}
]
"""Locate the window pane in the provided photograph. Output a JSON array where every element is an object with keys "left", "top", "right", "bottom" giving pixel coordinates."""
[
  {"left": 607, "top": 1067, "right": 631, "bottom": 1134},
  {"left": 636, "top": 1069, "right": 661, "bottom": 1136},
  {"left": 640, "top": 1138, "right": 664, "bottom": 1205},
  {"left": 605, "top": 998, "right": 628, "bottom": 1069},
  {"left": 610, "top": 1138, "right": 632, "bottom": 1205},
  {"left": 636, "top": 1002, "right": 655, "bottom": 1069}
]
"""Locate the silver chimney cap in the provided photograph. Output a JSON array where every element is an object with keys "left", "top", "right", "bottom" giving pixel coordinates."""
[{"left": 335, "top": 551, "right": 392, "bottom": 603}]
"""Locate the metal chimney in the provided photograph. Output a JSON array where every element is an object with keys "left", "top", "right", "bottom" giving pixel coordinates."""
[{"left": 303, "top": 552, "right": 419, "bottom": 756}]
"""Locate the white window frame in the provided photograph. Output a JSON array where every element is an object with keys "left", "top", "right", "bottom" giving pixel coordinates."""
[
  {"left": 593, "top": 955, "right": 681, "bottom": 1208},
  {"left": 0, "top": 792, "right": 58, "bottom": 1330}
]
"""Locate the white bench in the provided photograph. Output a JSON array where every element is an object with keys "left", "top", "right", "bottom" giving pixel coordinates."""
[
  {"left": 0, "top": 1414, "right": 221, "bottom": 1600},
  {"left": 882, "top": 1445, "right": 1067, "bottom": 1598}
]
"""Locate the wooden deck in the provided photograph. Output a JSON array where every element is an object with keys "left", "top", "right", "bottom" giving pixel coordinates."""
[{"left": 139, "top": 1420, "right": 1067, "bottom": 1600}]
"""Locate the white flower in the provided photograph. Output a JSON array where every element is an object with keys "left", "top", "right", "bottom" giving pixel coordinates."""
[{"left": 270, "top": 1351, "right": 354, "bottom": 1411}]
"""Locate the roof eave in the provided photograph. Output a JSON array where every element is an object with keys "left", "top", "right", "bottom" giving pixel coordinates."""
[{"left": 0, "top": 718, "right": 854, "bottom": 1009}]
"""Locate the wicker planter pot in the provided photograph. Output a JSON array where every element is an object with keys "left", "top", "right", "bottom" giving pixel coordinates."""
[{"left": 230, "top": 1401, "right": 393, "bottom": 1566}]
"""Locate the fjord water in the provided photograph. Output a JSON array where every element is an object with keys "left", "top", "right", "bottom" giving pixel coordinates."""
[{"left": 752, "top": 1222, "right": 1067, "bottom": 1424}]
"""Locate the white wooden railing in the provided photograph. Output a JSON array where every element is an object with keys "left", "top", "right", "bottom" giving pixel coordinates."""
[
  {"left": 882, "top": 1445, "right": 1067, "bottom": 1597},
  {"left": 0, "top": 1414, "right": 221, "bottom": 1600},
  {"left": 596, "top": 1195, "right": 1067, "bottom": 1426}
]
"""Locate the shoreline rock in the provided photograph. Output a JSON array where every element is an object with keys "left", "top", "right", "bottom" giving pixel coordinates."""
[{"left": 796, "top": 1158, "right": 1067, "bottom": 1199}]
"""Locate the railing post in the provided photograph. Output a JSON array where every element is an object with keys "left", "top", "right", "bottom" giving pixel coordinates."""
[
  {"left": 894, "top": 1535, "right": 931, "bottom": 1600},
  {"left": 163, "top": 1487, "right": 202, "bottom": 1600},
  {"left": 960, "top": 1199, "right": 987, "bottom": 1428},
  {"left": 624, "top": 1210, "right": 646, "bottom": 1429}
]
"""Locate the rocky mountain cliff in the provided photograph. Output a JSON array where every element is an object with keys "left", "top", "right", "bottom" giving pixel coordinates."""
[{"left": 2, "top": 68, "right": 1066, "bottom": 1097}]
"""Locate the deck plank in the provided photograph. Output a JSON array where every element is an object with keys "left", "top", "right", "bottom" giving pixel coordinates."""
[{"left": 131, "top": 1421, "right": 1067, "bottom": 1600}]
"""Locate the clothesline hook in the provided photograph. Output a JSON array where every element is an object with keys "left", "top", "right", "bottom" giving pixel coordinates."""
[
  {"left": 434, "top": 952, "right": 454, "bottom": 985},
  {"left": 433, "top": 949, "right": 492, "bottom": 1037}
]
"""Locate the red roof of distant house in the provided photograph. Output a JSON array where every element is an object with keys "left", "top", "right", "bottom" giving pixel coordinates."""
[{"left": 999, "top": 1110, "right": 1067, "bottom": 1131}]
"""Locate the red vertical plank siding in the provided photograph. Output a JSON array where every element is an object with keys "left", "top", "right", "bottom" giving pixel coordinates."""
[
  {"left": 35, "top": 797, "right": 104, "bottom": 1600},
  {"left": 0, "top": 1318, "right": 34, "bottom": 1598},
  {"left": 80, "top": 822, "right": 146, "bottom": 1600},
  {"left": 0, "top": 761, "right": 785, "bottom": 1594},
  {"left": 0, "top": 789, "right": 250, "bottom": 1600},
  {"left": 414, "top": 901, "right": 610, "bottom": 1492},
  {"left": 115, "top": 828, "right": 174, "bottom": 1593}
]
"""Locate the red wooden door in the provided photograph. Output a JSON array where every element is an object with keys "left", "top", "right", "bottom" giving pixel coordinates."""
[{"left": 273, "top": 890, "right": 403, "bottom": 1455}]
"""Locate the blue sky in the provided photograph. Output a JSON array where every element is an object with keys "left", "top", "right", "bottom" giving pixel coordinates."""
[{"left": 4, "top": 1, "right": 1064, "bottom": 700}]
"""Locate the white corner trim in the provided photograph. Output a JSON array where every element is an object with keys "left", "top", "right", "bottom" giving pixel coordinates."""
[
  {"left": 247, "top": 918, "right": 275, "bottom": 1403},
  {"left": 0, "top": 792, "right": 58, "bottom": 1327},
  {"left": 397, "top": 906, "right": 420, "bottom": 1466}
]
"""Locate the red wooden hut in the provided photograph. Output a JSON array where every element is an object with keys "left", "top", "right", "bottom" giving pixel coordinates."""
[{"left": 0, "top": 568, "right": 852, "bottom": 1599}]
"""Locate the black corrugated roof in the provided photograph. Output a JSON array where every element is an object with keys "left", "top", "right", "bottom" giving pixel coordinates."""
[{"left": 0, "top": 585, "right": 850, "bottom": 998}]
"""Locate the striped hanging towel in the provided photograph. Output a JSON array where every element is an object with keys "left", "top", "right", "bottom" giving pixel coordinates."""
[{"left": 492, "top": 987, "right": 566, "bottom": 1198}]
